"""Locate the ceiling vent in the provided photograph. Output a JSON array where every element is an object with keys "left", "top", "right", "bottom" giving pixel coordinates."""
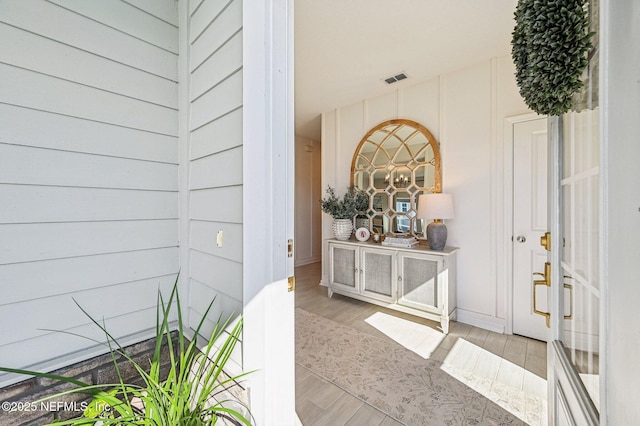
[{"left": 384, "top": 72, "right": 408, "bottom": 85}]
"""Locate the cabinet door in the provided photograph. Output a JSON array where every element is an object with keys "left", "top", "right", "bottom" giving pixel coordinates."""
[
  {"left": 329, "top": 243, "right": 358, "bottom": 293},
  {"left": 397, "top": 252, "right": 442, "bottom": 312},
  {"left": 360, "top": 247, "right": 395, "bottom": 302}
]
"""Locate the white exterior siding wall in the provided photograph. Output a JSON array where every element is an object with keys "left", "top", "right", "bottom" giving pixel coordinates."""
[
  {"left": 184, "top": 0, "right": 243, "bottom": 335},
  {"left": 0, "top": 0, "right": 179, "bottom": 385}
]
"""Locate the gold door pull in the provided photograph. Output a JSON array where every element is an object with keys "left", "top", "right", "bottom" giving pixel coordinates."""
[{"left": 532, "top": 262, "right": 551, "bottom": 328}]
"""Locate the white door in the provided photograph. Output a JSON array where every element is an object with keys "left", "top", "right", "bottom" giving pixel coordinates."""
[
  {"left": 242, "top": 0, "right": 296, "bottom": 423},
  {"left": 512, "top": 117, "right": 550, "bottom": 341}
]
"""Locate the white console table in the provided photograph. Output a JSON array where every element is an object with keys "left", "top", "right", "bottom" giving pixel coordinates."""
[{"left": 327, "top": 239, "right": 458, "bottom": 334}]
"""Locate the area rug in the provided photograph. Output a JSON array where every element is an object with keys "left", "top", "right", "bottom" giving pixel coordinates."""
[{"left": 296, "top": 308, "right": 528, "bottom": 425}]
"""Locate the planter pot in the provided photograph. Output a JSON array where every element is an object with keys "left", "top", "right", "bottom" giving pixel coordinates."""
[{"left": 332, "top": 219, "right": 353, "bottom": 240}]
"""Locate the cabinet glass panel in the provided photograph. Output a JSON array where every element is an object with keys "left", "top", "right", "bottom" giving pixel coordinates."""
[
  {"left": 400, "top": 256, "right": 438, "bottom": 308},
  {"left": 362, "top": 251, "right": 393, "bottom": 297},
  {"left": 333, "top": 247, "right": 356, "bottom": 289}
]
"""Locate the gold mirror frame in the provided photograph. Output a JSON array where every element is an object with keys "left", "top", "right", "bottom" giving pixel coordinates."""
[{"left": 350, "top": 119, "right": 441, "bottom": 237}]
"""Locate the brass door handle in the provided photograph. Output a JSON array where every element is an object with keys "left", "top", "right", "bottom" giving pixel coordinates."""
[
  {"left": 563, "top": 276, "right": 573, "bottom": 320},
  {"left": 540, "top": 232, "right": 551, "bottom": 251},
  {"left": 532, "top": 262, "right": 551, "bottom": 327}
]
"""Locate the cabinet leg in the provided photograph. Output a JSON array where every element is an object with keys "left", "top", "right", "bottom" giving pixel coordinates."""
[
  {"left": 441, "top": 317, "right": 450, "bottom": 335},
  {"left": 328, "top": 288, "right": 333, "bottom": 298}
]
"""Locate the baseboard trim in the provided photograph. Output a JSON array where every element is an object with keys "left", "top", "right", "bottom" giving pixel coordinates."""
[
  {"left": 295, "top": 256, "right": 321, "bottom": 267},
  {"left": 456, "top": 309, "right": 506, "bottom": 334}
]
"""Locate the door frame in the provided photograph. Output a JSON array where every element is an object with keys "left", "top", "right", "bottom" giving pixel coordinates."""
[
  {"left": 502, "top": 112, "right": 546, "bottom": 335},
  {"left": 242, "top": 0, "right": 296, "bottom": 423}
]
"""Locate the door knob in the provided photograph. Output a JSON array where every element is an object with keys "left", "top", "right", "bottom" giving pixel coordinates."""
[{"left": 516, "top": 235, "right": 526, "bottom": 243}]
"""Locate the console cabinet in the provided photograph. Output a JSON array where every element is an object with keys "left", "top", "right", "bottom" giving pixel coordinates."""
[{"left": 328, "top": 239, "right": 458, "bottom": 333}]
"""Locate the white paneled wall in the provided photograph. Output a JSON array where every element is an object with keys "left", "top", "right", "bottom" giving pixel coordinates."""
[
  {"left": 0, "top": 0, "right": 179, "bottom": 384},
  {"left": 185, "top": 0, "right": 244, "bottom": 334},
  {"left": 322, "top": 57, "right": 530, "bottom": 332},
  {"left": 295, "top": 136, "right": 322, "bottom": 266}
]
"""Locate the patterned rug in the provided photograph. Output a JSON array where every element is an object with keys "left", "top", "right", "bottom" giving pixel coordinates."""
[{"left": 296, "top": 308, "right": 529, "bottom": 425}]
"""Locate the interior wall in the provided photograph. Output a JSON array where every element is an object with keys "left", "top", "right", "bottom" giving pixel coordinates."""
[
  {"left": 321, "top": 55, "right": 531, "bottom": 331},
  {"left": 294, "top": 136, "right": 322, "bottom": 266},
  {"left": 0, "top": 0, "right": 179, "bottom": 385},
  {"left": 182, "top": 0, "right": 244, "bottom": 337}
]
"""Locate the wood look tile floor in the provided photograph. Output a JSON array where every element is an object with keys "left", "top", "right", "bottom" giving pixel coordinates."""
[{"left": 295, "top": 262, "right": 548, "bottom": 426}]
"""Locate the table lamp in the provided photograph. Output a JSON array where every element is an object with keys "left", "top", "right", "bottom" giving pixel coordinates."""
[{"left": 417, "top": 193, "right": 454, "bottom": 250}]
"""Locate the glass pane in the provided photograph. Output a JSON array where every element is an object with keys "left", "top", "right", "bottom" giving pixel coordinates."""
[
  {"left": 372, "top": 148, "right": 390, "bottom": 167},
  {"left": 371, "top": 214, "right": 388, "bottom": 235},
  {"left": 391, "top": 214, "right": 411, "bottom": 233},
  {"left": 560, "top": 48, "right": 600, "bottom": 409},
  {"left": 353, "top": 171, "right": 370, "bottom": 189},
  {"left": 372, "top": 193, "right": 390, "bottom": 213}
]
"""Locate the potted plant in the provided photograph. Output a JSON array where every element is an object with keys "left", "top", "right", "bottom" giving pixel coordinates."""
[{"left": 320, "top": 186, "right": 369, "bottom": 240}]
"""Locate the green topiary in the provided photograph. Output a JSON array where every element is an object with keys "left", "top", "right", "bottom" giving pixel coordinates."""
[
  {"left": 511, "top": 0, "right": 593, "bottom": 116},
  {"left": 320, "top": 186, "right": 369, "bottom": 220}
]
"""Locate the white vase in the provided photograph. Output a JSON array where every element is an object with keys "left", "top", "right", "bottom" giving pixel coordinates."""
[{"left": 332, "top": 218, "right": 353, "bottom": 240}]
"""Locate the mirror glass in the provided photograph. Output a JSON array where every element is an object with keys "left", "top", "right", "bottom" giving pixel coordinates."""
[{"left": 351, "top": 119, "right": 441, "bottom": 237}]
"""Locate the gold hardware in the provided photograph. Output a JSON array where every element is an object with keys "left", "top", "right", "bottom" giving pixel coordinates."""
[
  {"left": 540, "top": 232, "right": 551, "bottom": 251},
  {"left": 287, "top": 276, "right": 295, "bottom": 292},
  {"left": 563, "top": 275, "right": 573, "bottom": 320},
  {"left": 533, "top": 262, "right": 551, "bottom": 327},
  {"left": 287, "top": 239, "right": 293, "bottom": 258}
]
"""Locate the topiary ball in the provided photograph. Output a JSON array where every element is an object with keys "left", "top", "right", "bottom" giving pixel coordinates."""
[{"left": 511, "top": 0, "right": 593, "bottom": 116}]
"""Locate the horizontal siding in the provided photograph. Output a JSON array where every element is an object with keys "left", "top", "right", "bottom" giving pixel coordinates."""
[
  {"left": 0, "top": 23, "right": 177, "bottom": 108},
  {"left": 0, "top": 0, "right": 179, "bottom": 384},
  {"left": 0, "top": 63, "right": 177, "bottom": 135},
  {"left": 186, "top": 0, "right": 243, "bottom": 341},
  {"left": 124, "top": 0, "right": 179, "bottom": 27},
  {"left": 0, "top": 276, "right": 177, "bottom": 347},
  {"left": 189, "top": 146, "right": 242, "bottom": 190},
  {"left": 1, "top": 0, "right": 177, "bottom": 80},
  {"left": 189, "top": 0, "right": 241, "bottom": 70},
  {"left": 190, "top": 107, "right": 242, "bottom": 160},
  {"left": 0, "top": 144, "right": 177, "bottom": 191},
  {"left": 0, "top": 220, "right": 178, "bottom": 265},
  {"left": 190, "top": 220, "right": 242, "bottom": 263},
  {"left": 190, "top": 30, "right": 242, "bottom": 101},
  {"left": 48, "top": 0, "right": 179, "bottom": 53},
  {"left": 0, "top": 186, "right": 178, "bottom": 223},
  {"left": 190, "top": 70, "right": 242, "bottom": 131},
  {"left": 0, "top": 104, "right": 177, "bottom": 163}
]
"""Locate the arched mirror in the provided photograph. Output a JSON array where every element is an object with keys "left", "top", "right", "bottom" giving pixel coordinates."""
[{"left": 351, "top": 119, "right": 441, "bottom": 237}]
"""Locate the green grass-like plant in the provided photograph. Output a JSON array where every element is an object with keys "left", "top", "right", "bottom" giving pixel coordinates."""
[{"left": 0, "top": 277, "right": 252, "bottom": 425}]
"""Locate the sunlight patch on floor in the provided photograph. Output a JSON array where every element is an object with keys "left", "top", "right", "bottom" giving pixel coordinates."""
[
  {"left": 364, "top": 312, "right": 445, "bottom": 359},
  {"left": 441, "top": 338, "right": 547, "bottom": 426}
]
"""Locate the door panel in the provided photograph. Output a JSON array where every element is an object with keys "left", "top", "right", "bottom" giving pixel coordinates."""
[{"left": 513, "top": 117, "right": 550, "bottom": 341}]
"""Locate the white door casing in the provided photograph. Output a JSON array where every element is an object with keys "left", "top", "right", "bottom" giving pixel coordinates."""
[{"left": 512, "top": 117, "right": 550, "bottom": 341}]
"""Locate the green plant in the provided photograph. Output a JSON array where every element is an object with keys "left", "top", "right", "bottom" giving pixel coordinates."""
[
  {"left": 511, "top": 0, "right": 593, "bottom": 115},
  {"left": 0, "top": 277, "right": 252, "bottom": 425},
  {"left": 320, "top": 186, "right": 369, "bottom": 219}
]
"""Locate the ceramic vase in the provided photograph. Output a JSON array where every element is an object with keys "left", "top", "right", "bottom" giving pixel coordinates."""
[{"left": 332, "top": 218, "right": 353, "bottom": 240}]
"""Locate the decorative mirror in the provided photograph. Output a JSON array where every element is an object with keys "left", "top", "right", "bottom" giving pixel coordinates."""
[{"left": 351, "top": 119, "right": 441, "bottom": 237}]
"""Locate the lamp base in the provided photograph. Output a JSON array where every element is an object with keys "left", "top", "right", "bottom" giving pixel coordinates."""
[{"left": 426, "top": 222, "right": 447, "bottom": 250}]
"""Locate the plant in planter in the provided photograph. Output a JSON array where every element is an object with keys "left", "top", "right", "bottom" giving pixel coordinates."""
[
  {"left": 0, "top": 277, "right": 253, "bottom": 426},
  {"left": 320, "top": 186, "right": 369, "bottom": 240}
]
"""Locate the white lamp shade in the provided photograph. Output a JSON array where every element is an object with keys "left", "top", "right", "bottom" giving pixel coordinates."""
[{"left": 417, "top": 193, "right": 454, "bottom": 220}]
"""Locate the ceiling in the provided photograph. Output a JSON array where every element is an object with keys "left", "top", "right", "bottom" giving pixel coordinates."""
[{"left": 294, "top": 0, "right": 518, "bottom": 141}]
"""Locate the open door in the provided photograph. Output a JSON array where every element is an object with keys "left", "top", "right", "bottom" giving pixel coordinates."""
[
  {"left": 243, "top": 0, "right": 296, "bottom": 423},
  {"left": 545, "top": 4, "right": 600, "bottom": 422}
]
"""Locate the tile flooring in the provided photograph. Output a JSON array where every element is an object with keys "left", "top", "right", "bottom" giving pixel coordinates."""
[{"left": 295, "top": 262, "right": 547, "bottom": 425}]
